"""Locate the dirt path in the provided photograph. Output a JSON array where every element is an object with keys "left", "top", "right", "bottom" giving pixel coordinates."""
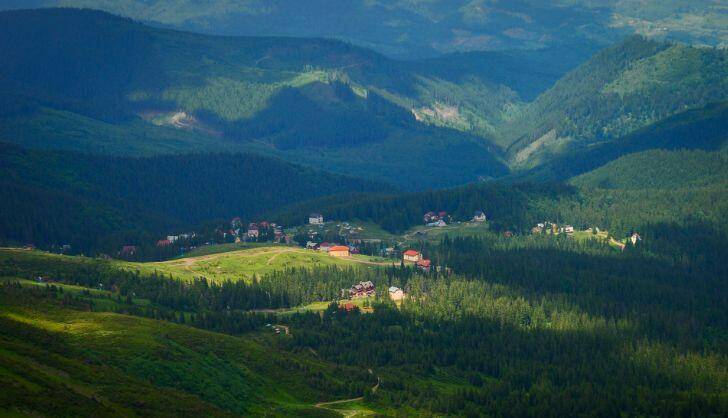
[{"left": 314, "top": 370, "right": 379, "bottom": 416}]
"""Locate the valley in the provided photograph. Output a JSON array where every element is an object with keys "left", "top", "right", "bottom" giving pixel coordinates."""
[{"left": 0, "top": 4, "right": 726, "bottom": 417}]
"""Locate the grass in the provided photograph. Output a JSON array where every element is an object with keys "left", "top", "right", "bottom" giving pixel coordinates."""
[
  {"left": 0, "top": 284, "right": 373, "bottom": 417},
  {"left": 115, "top": 245, "right": 388, "bottom": 282}
]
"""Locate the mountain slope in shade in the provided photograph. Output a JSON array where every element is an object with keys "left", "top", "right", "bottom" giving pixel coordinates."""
[{"left": 0, "top": 142, "right": 392, "bottom": 253}]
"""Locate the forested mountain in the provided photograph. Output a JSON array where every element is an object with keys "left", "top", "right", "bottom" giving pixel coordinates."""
[
  {"left": 513, "top": 101, "right": 728, "bottom": 182},
  {"left": 504, "top": 36, "right": 728, "bottom": 168},
  {"left": 0, "top": 143, "right": 390, "bottom": 253},
  {"left": 274, "top": 150, "right": 728, "bottom": 239},
  {"left": 0, "top": 8, "right": 512, "bottom": 189},
  {"left": 571, "top": 149, "right": 728, "bottom": 190},
  {"left": 5, "top": 1, "right": 725, "bottom": 59}
]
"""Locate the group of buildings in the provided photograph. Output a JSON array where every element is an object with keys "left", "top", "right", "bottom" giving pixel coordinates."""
[
  {"left": 423, "top": 210, "right": 486, "bottom": 227},
  {"left": 403, "top": 249, "right": 432, "bottom": 272},
  {"left": 531, "top": 222, "right": 574, "bottom": 235},
  {"left": 345, "top": 280, "right": 406, "bottom": 302}
]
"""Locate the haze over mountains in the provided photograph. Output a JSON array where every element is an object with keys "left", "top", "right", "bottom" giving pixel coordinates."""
[
  {"left": 1, "top": 9, "right": 726, "bottom": 187},
  {"left": 3, "top": 0, "right": 726, "bottom": 58}
]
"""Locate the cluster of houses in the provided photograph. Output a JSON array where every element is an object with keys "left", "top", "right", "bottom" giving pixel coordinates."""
[
  {"left": 344, "top": 280, "right": 406, "bottom": 302},
  {"left": 423, "top": 210, "right": 487, "bottom": 227},
  {"left": 227, "top": 218, "right": 291, "bottom": 244},
  {"left": 306, "top": 241, "right": 358, "bottom": 257},
  {"left": 348, "top": 281, "right": 376, "bottom": 298},
  {"left": 532, "top": 222, "right": 574, "bottom": 235},
  {"left": 156, "top": 232, "right": 196, "bottom": 247},
  {"left": 423, "top": 211, "right": 449, "bottom": 227}
]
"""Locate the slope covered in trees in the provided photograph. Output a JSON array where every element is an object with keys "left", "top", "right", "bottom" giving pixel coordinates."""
[
  {"left": 504, "top": 37, "right": 728, "bottom": 168},
  {"left": 0, "top": 8, "right": 510, "bottom": 189},
  {"left": 513, "top": 101, "right": 728, "bottom": 182},
  {"left": 0, "top": 143, "right": 390, "bottom": 253}
]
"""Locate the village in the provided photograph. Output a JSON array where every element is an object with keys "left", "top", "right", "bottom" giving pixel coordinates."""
[{"left": 111, "top": 207, "right": 640, "bottom": 261}]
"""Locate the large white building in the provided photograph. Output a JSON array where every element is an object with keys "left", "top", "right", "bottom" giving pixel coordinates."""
[{"left": 309, "top": 213, "right": 324, "bottom": 225}]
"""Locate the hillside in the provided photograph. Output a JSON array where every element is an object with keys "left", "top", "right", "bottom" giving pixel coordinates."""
[
  {"left": 0, "top": 281, "right": 370, "bottom": 416},
  {"left": 571, "top": 149, "right": 728, "bottom": 190},
  {"left": 6, "top": 1, "right": 726, "bottom": 58},
  {"left": 0, "top": 143, "right": 390, "bottom": 253},
  {"left": 0, "top": 8, "right": 510, "bottom": 189},
  {"left": 504, "top": 36, "right": 728, "bottom": 168},
  {"left": 512, "top": 101, "right": 728, "bottom": 182},
  {"left": 116, "top": 246, "right": 392, "bottom": 282}
]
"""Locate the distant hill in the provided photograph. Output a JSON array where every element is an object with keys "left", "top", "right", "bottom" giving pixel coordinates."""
[
  {"left": 571, "top": 149, "right": 728, "bottom": 190},
  {"left": 0, "top": 143, "right": 391, "bottom": 253},
  {"left": 0, "top": 8, "right": 510, "bottom": 189},
  {"left": 5, "top": 1, "right": 726, "bottom": 59},
  {"left": 511, "top": 101, "right": 728, "bottom": 182},
  {"left": 504, "top": 36, "right": 728, "bottom": 168}
]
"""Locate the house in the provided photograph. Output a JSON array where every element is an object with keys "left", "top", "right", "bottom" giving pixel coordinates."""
[
  {"left": 231, "top": 217, "right": 242, "bottom": 229},
  {"left": 472, "top": 211, "right": 486, "bottom": 222},
  {"left": 531, "top": 226, "right": 543, "bottom": 235},
  {"left": 309, "top": 213, "right": 324, "bottom": 225},
  {"left": 427, "top": 219, "right": 447, "bottom": 227},
  {"left": 562, "top": 225, "right": 575, "bottom": 234},
  {"left": 342, "top": 302, "right": 357, "bottom": 312},
  {"left": 438, "top": 211, "right": 448, "bottom": 219},
  {"left": 259, "top": 221, "right": 270, "bottom": 229},
  {"left": 328, "top": 245, "right": 350, "bottom": 257},
  {"left": 629, "top": 232, "right": 642, "bottom": 245},
  {"left": 417, "top": 259, "right": 432, "bottom": 272},
  {"left": 120, "top": 245, "right": 137, "bottom": 257},
  {"left": 247, "top": 225, "right": 259, "bottom": 238},
  {"left": 167, "top": 235, "right": 179, "bottom": 243},
  {"left": 319, "top": 242, "right": 332, "bottom": 252},
  {"left": 306, "top": 241, "right": 318, "bottom": 250},
  {"left": 349, "top": 281, "right": 375, "bottom": 298},
  {"left": 156, "top": 239, "right": 171, "bottom": 247},
  {"left": 403, "top": 249, "right": 422, "bottom": 263},
  {"left": 423, "top": 211, "right": 438, "bottom": 223},
  {"left": 388, "top": 286, "right": 405, "bottom": 301}
]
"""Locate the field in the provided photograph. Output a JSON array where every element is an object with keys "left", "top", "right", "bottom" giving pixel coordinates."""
[{"left": 115, "top": 246, "right": 393, "bottom": 282}]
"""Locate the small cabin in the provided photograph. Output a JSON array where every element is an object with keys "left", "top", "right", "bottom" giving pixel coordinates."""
[
  {"left": 328, "top": 245, "right": 350, "bottom": 257},
  {"left": 309, "top": 213, "right": 324, "bottom": 225},
  {"left": 403, "top": 249, "right": 422, "bottom": 263},
  {"left": 472, "top": 211, "right": 486, "bottom": 222},
  {"left": 388, "top": 286, "right": 405, "bottom": 301}
]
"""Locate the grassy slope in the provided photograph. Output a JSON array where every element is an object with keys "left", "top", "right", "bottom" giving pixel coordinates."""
[
  {"left": 0, "top": 284, "right": 358, "bottom": 417},
  {"left": 119, "top": 246, "right": 391, "bottom": 282},
  {"left": 0, "top": 247, "right": 390, "bottom": 283}
]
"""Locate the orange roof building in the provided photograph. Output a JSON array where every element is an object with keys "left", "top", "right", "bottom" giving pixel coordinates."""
[
  {"left": 403, "top": 249, "right": 422, "bottom": 262},
  {"left": 328, "top": 245, "right": 350, "bottom": 257}
]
